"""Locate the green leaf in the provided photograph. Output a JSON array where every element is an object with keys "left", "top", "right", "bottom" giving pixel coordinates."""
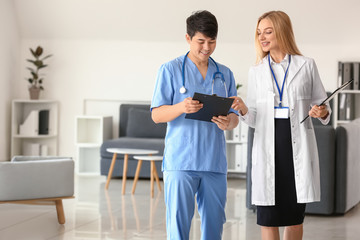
[
  {"left": 27, "top": 59, "right": 36, "bottom": 64},
  {"left": 236, "top": 83, "right": 242, "bottom": 90},
  {"left": 34, "top": 60, "right": 43, "bottom": 67},
  {"left": 28, "top": 79, "right": 33, "bottom": 84},
  {"left": 39, "top": 79, "right": 43, "bottom": 84},
  {"left": 40, "top": 54, "right": 52, "bottom": 61},
  {"left": 31, "top": 72, "right": 38, "bottom": 79},
  {"left": 35, "top": 46, "right": 43, "bottom": 56},
  {"left": 30, "top": 48, "right": 36, "bottom": 58},
  {"left": 40, "top": 86, "right": 44, "bottom": 90},
  {"left": 38, "top": 65, "right": 47, "bottom": 70}
]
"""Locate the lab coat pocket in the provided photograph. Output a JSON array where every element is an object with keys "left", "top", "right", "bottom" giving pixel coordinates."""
[{"left": 296, "top": 84, "right": 311, "bottom": 100}]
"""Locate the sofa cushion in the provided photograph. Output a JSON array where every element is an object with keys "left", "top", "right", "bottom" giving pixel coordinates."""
[
  {"left": 126, "top": 107, "right": 166, "bottom": 138},
  {"left": 101, "top": 137, "right": 165, "bottom": 159}
]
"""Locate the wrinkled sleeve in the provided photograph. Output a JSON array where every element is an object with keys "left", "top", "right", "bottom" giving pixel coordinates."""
[{"left": 151, "top": 63, "right": 174, "bottom": 111}]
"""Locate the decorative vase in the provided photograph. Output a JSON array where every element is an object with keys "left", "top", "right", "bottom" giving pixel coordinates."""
[{"left": 29, "top": 86, "right": 41, "bottom": 100}]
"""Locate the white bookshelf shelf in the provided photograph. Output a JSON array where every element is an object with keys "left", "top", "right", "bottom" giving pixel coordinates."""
[
  {"left": 333, "top": 62, "right": 360, "bottom": 127},
  {"left": 75, "top": 115, "right": 113, "bottom": 175},
  {"left": 11, "top": 100, "right": 58, "bottom": 157},
  {"left": 225, "top": 121, "right": 248, "bottom": 174},
  {"left": 13, "top": 134, "right": 57, "bottom": 138}
]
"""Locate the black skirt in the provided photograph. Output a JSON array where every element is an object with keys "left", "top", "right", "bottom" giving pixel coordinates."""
[{"left": 256, "top": 118, "right": 306, "bottom": 227}]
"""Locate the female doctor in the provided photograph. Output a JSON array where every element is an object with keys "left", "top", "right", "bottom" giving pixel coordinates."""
[
  {"left": 231, "top": 11, "right": 331, "bottom": 240},
  {"left": 151, "top": 10, "right": 239, "bottom": 240}
]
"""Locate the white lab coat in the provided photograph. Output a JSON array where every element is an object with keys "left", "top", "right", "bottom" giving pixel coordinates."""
[{"left": 241, "top": 55, "right": 331, "bottom": 205}]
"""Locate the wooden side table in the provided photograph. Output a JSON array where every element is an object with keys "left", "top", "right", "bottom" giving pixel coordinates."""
[
  {"left": 132, "top": 155, "right": 163, "bottom": 198},
  {"left": 105, "top": 148, "right": 159, "bottom": 194}
]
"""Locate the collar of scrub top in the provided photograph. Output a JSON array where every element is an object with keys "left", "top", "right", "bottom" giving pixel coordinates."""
[
  {"left": 268, "top": 54, "right": 291, "bottom": 108},
  {"left": 180, "top": 51, "right": 227, "bottom": 97}
]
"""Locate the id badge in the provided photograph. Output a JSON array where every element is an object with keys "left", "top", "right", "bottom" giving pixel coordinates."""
[{"left": 275, "top": 107, "right": 289, "bottom": 119}]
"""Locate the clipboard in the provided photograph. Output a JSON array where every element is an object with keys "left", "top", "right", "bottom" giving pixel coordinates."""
[
  {"left": 300, "top": 79, "right": 354, "bottom": 124},
  {"left": 185, "top": 92, "right": 234, "bottom": 122}
]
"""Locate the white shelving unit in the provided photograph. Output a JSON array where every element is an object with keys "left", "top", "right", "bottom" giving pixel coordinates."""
[
  {"left": 11, "top": 99, "right": 58, "bottom": 157},
  {"left": 75, "top": 115, "right": 112, "bottom": 175},
  {"left": 225, "top": 121, "right": 248, "bottom": 174},
  {"left": 333, "top": 62, "right": 360, "bottom": 127}
]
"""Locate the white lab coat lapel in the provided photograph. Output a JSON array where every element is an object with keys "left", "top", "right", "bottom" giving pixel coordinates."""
[
  {"left": 286, "top": 55, "right": 306, "bottom": 87},
  {"left": 259, "top": 57, "right": 274, "bottom": 92}
]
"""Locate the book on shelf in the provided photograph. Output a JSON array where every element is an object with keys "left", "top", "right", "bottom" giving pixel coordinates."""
[
  {"left": 354, "top": 63, "right": 359, "bottom": 90},
  {"left": 39, "top": 110, "right": 50, "bottom": 135},
  {"left": 19, "top": 110, "right": 39, "bottom": 136},
  {"left": 342, "top": 62, "right": 353, "bottom": 90},
  {"left": 22, "top": 142, "right": 40, "bottom": 155},
  {"left": 19, "top": 109, "right": 50, "bottom": 136},
  {"left": 22, "top": 143, "right": 48, "bottom": 156},
  {"left": 345, "top": 94, "right": 355, "bottom": 120}
]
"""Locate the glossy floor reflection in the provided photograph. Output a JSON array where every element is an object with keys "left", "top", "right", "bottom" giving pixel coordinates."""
[{"left": 0, "top": 175, "right": 359, "bottom": 239}]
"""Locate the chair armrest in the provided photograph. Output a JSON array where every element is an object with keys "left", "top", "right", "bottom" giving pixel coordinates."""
[
  {"left": 0, "top": 158, "right": 74, "bottom": 201},
  {"left": 11, "top": 156, "right": 72, "bottom": 162}
]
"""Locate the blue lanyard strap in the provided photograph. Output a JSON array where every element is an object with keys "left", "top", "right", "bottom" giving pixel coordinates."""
[{"left": 268, "top": 54, "right": 291, "bottom": 108}]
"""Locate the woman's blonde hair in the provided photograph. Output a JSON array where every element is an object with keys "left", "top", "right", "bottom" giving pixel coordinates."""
[{"left": 255, "top": 11, "right": 302, "bottom": 63}]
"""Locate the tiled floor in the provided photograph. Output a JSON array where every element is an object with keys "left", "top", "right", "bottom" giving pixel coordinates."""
[{"left": 0, "top": 175, "right": 360, "bottom": 240}]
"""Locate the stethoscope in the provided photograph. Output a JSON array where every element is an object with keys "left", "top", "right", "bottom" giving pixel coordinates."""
[{"left": 179, "top": 51, "right": 228, "bottom": 97}]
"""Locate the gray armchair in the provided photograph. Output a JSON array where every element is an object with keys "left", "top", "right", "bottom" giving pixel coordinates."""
[{"left": 0, "top": 156, "right": 74, "bottom": 224}]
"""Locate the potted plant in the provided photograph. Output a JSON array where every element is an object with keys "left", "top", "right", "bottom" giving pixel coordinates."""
[
  {"left": 236, "top": 82, "right": 243, "bottom": 96},
  {"left": 26, "top": 46, "right": 52, "bottom": 100}
]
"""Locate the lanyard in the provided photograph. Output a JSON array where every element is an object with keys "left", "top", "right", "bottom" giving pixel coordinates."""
[{"left": 268, "top": 54, "right": 291, "bottom": 108}]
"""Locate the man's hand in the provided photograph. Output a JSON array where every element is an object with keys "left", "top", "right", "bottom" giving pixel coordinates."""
[
  {"left": 182, "top": 97, "right": 203, "bottom": 114},
  {"left": 212, "top": 115, "right": 230, "bottom": 130}
]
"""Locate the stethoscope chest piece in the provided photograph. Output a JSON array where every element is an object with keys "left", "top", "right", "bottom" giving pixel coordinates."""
[{"left": 179, "top": 86, "right": 187, "bottom": 94}]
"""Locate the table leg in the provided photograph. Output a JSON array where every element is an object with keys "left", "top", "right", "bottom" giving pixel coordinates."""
[
  {"left": 122, "top": 154, "right": 129, "bottom": 195},
  {"left": 153, "top": 164, "right": 162, "bottom": 192},
  {"left": 150, "top": 161, "right": 155, "bottom": 198},
  {"left": 132, "top": 160, "right": 143, "bottom": 194},
  {"left": 105, "top": 153, "right": 117, "bottom": 190}
]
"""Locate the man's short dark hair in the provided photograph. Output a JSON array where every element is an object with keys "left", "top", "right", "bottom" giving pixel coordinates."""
[{"left": 186, "top": 10, "right": 218, "bottom": 39}]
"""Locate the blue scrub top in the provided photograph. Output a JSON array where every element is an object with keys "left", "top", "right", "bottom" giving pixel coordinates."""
[{"left": 151, "top": 54, "right": 238, "bottom": 174}]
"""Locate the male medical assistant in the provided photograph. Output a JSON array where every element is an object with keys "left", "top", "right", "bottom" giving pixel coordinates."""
[
  {"left": 152, "top": 53, "right": 237, "bottom": 173},
  {"left": 151, "top": 53, "right": 237, "bottom": 240}
]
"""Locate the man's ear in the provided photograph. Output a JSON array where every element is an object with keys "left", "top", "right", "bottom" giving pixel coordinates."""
[{"left": 185, "top": 34, "right": 191, "bottom": 44}]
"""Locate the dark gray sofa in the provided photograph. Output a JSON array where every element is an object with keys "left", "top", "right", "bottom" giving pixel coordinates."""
[
  {"left": 246, "top": 115, "right": 360, "bottom": 215},
  {"left": 100, "top": 104, "right": 166, "bottom": 179}
]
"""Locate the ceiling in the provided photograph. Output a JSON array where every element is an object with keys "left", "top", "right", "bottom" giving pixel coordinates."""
[{"left": 13, "top": 0, "right": 360, "bottom": 44}]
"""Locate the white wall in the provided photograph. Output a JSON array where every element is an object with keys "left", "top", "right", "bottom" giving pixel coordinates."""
[
  {"left": 10, "top": 0, "right": 360, "bottom": 159},
  {"left": 0, "top": 0, "right": 20, "bottom": 161}
]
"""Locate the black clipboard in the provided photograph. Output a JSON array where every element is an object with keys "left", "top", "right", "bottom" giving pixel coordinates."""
[
  {"left": 185, "top": 92, "right": 234, "bottom": 122},
  {"left": 300, "top": 79, "right": 354, "bottom": 124}
]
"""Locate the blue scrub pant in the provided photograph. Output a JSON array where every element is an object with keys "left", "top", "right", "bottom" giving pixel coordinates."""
[{"left": 163, "top": 171, "right": 227, "bottom": 240}]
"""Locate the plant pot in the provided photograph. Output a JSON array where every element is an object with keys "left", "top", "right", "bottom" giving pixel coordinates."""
[{"left": 29, "top": 86, "right": 41, "bottom": 100}]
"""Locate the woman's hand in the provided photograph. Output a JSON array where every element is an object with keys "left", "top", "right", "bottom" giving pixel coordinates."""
[
  {"left": 230, "top": 96, "right": 248, "bottom": 116},
  {"left": 309, "top": 105, "right": 329, "bottom": 119}
]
